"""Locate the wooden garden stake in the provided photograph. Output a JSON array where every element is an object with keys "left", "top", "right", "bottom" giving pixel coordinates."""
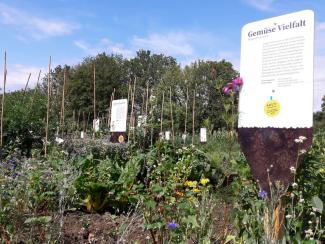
[
  {"left": 1, "top": 52, "right": 7, "bottom": 148},
  {"left": 160, "top": 91, "right": 165, "bottom": 135},
  {"left": 92, "top": 64, "right": 97, "bottom": 138},
  {"left": 86, "top": 112, "right": 90, "bottom": 132},
  {"left": 150, "top": 88, "right": 154, "bottom": 146},
  {"left": 45, "top": 56, "right": 51, "bottom": 156},
  {"left": 192, "top": 84, "right": 196, "bottom": 145},
  {"left": 60, "top": 69, "right": 66, "bottom": 137},
  {"left": 184, "top": 86, "right": 188, "bottom": 134},
  {"left": 72, "top": 110, "right": 75, "bottom": 130},
  {"left": 77, "top": 110, "right": 81, "bottom": 130},
  {"left": 144, "top": 81, "right": 149, "bottom": 136},
  {"left": 128, "top": 77, "right": 136, "bottom": 141},
  {"left": 23, "top": 73, "right": 31, "bottom": 94},
  {"left": 141, "top": 93, "right": 145, "bottom": 115},
  {"left": 29, "top": 70, "right": 42, "bottom": 112},
  {"left": 83, "top": 111, "right": 86, "bottom": 132},
  {"left": 169, "top": 87, "right": 175, "bottom": 145},
  {"left": 107, "top": 88, "right": 115, "bottom": 127},
  {"left": 184, "top": 85, "right": 188, "bottom": 145}
]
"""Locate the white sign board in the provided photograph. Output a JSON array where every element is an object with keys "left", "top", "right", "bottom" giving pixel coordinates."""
[
  {"left": 200, "top": 128, "right": 207, "bottom": 142},
  {"left": 165, "top": 131, "right": 171, "bottom": 141},
  {"left": 182, "top": 133, "right": 187, "bottom": 141},
  {"left": 93, "top": 119, "right": 100, "bottom": 132},
  {"left": 110, "top": 99, "right": 128, "bottom": 132},
  {"left": 239, "top": 10, "right": 314, "bottom": 128}
]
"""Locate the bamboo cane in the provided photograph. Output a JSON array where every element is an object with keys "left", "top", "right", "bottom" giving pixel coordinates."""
[
  {"left": 184, "top": 86, "right": 188, "bottom": 135},
  {"left": 86, "top": 112, "right": 90, "bottom": 133},
  {"left": 160, "top": 91, "right": 164, "bottom": 135},
  {"left": 77, "top": 110, "right": 81, "bottom": 130},
  {"left": 60, "top": 69, "right": 66, "bottom": 137},
  {"left": 93, "top": 64, "right": 96, "bottom": 138},
  {"left": 144, "top": 81, "right": 149, "bottom": 137},
  {"left": 29, "top": 70, "right": 42, "bottom": 112},
  {"left": 23, "top": 73, "right": 31, "bottom": 95},
  {"left": 108, "top": 88, "right": 115, "bottom": 129},
  {"left": 141, "top": 93, "right": 145, "bottom": 115},
  {"left": 129, "top": 77, "right": 136, "bottom": 141},
  {"left": 45, "top": 56, "right": 51, "bottom": 156},
  {"left": 1, "top": 52, "right": 7, "bottom": 148},
  {"left": 169, "top": 87, "right": 175, "bottom": 145},
  {"left": 192, "top": 84, "right": 196, "bottom": 145},
  {"left": 150, "top": 88, "right": 154, "bottom": 146}
]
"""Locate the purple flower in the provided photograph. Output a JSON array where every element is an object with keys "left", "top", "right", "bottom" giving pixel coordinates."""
[
  {"left": 258, "top": 190, "right": 267, "bottom": 199},
  {"left": 222, "top": 86, "right": 230, "bottom": 94},
  {"left": 167, "top": 221, "right": 178, "bottom": 229},
  {"left": 232, "top": 77, "right": 243, "bottom": 86},
  {"left": 222, "top": 77, "right": 244, "bottom": 95}
]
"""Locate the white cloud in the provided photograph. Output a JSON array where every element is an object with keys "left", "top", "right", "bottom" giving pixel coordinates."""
[
  {"left": 244, "top": 0, "right": 275, "bottom": 11},
  {"left": 2, "top": 64, "right": 44, "bottom": 92},
  {"left": 0, "top": 3, "right": 78, "bottom": 39},
  {"left": 74, "top": 31, "right": 221, "bottom": 64},
  {"left": 74, "top": 39, "right": 133, "bottom": 58},
  {"left": 132, "top": 32, "right": 195, "bottom": 56}
]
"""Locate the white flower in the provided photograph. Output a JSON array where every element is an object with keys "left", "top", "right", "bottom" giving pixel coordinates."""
[
  {"left": 294, "top": 136, "right": 307, "bottom": 144},
  {"left": 55, "top": 137, "right": 64, "bottom": 144},
  {"left": 305, "top": 228, "right": 313, "bottom": 234},
  {"left": 285, "top": 214, "right": 292, "bottom": 219},
  {"left": 292, "top": 182, "right": 298, "bottom": 188},
  {"left": 308, "top": 220, "right": 312, "bottom": 224},
  {"left": 299, "top": 136, "right": 307, "bottom": 141},
  {"left": 299, "top": 149, "right": 307, "bottom": 154},
  {"left": 290, "top": 166, "right": 296, "bottom": 173},
  {"left": 299, "top": 198, "right": 305, "bottom": 203}
]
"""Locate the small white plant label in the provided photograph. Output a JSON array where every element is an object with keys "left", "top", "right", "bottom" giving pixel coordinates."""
[
  {"left": 165, "top": 131, "right": 171, "bottom": 141},
  {"left": 93, "top": 119, "right": 100, "bottom": 132},
  {"left": 200, "top": 128, "right": 207, "bottom": 142}
]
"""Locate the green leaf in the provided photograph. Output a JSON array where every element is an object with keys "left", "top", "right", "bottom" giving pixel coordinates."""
[
  {"left": 24, "top": 216, "right": 52, "bottom": 225},
  {"left": 145, "top": 200, "right": 156, "bottom": 210},
  {"left": 182, "top": 215, "right": 199, "bottom": 228},
  {"left": 311, "top": 196, "right": 323, "bottom": 213},
  {"left": 225, "top": 235, "right": 236, "bottom": 244}
]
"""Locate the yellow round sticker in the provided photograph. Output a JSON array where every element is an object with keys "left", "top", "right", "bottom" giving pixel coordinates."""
[
  {"left": 118, "top": 135, "right": 125, "bottom": 143},
  {"left": 264, "top": 100, "right": 280, "bottom": 117}
]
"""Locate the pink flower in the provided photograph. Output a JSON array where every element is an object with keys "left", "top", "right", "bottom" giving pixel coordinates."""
[
  {"left": 232, "top": 77, "right": 243, "bottom": 86},
  {"left": 222, "top": 86, "right": 230, "bottom": 94},
  {"left": 222, "top": 77, "right": 244, "bottom": 95}
]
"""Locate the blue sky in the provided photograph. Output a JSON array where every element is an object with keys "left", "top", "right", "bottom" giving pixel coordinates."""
[{"left": 0, "top": 0, "right": 324, "bottom": 111}]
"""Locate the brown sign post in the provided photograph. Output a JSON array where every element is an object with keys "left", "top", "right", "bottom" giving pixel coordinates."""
[{"left": 238, "top": 10, "right": 314, "bottom": 239}]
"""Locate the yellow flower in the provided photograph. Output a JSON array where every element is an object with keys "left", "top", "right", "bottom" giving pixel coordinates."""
[
  {"left": 319, "top": 168, "right": 325, "bottom": 174},
  {"left": 192, "top": 188, "right": 200, "bottom": 193},
  {"left": 185, "top": 180, "right": 197, "bottom": 188},
  {"left": 176, "top": 191, "right": 184, "bottom": 197},
  {"left": 200, "top": 178, "right": 210, "bottom": 186}
]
